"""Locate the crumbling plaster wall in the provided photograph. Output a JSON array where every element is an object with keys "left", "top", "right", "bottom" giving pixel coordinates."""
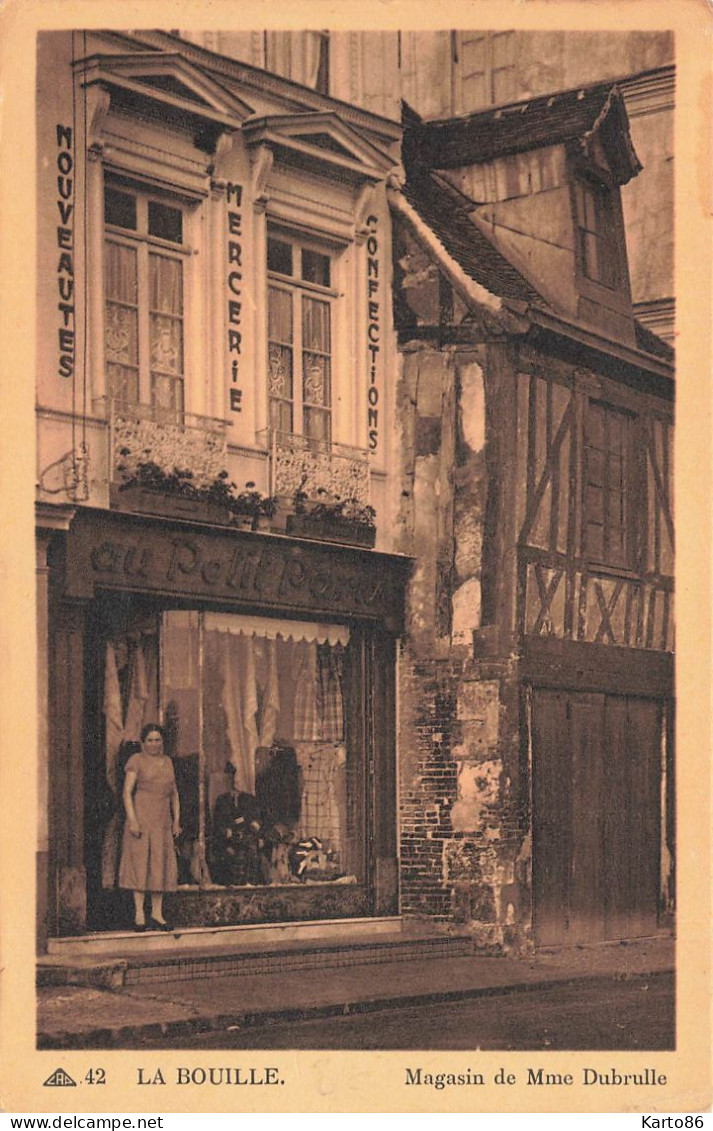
[{"left": 394, "top": 337, "right": 530, "bottom": 948}]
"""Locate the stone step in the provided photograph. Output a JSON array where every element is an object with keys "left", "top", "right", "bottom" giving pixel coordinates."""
[
  {"left": 39, "top": 924, "right": 474, "bottom": 988},
  {"left": 125, "top": 931, "right": 474, "bottom": 985}
]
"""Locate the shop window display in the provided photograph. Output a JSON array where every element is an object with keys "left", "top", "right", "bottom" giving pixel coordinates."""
[{"left": 101, "top": 608, "right": 359, "bottom": 891}]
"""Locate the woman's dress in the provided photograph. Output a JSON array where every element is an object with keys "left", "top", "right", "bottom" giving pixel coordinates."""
[{"left": 118, "top": 752, "right": 178, "bottom": 891}]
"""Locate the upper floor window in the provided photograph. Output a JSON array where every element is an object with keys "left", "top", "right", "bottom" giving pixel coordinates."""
[
  {"left": 454, "top": 31, "right": 516, "bottom": 109},
  {"left": 311, "top": 31, "right": 330, "bottom": 95},
  {"left": 267, "top": 232, "right": 334, "bottom": 445},
  {"left": 583, "top": 401, "right": 632, "bottom": 569},
  {"left": 263, "top": 30, "right": 329, "bottom": 94},
  {"left": 104, "top": 180, "right": 188, "bottom": 417},
  {"left": 574, "top": 176, "right": 621, "bottom": 290}
]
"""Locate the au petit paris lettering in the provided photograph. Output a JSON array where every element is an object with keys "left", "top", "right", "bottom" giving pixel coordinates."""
[
  {"left": 63, "top": 508, "right": 409, "bottom": 628},
  {"left": 88, "top": 535, "right": 385, "bottom": 607}
]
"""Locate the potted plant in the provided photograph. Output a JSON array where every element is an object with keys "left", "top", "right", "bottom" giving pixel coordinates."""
[
  {"left": 229, "top": 482, "right": 278, "bottom": 531},
  {"left": 112, "top": 460, "right": 277, "bottom": 531},
  {"left": 286, "top": 486, "right": 377, "bottom": 548},
  {"left": 111, "top": 459, "right": 233, "bottom": 524}
]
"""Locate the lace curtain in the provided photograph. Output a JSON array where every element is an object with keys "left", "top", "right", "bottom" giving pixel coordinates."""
[
  {"left": 104, "top": 239, "right": 183, "bottom": 411},
  {"left": 101, "top": 632, "right": 158, "bottom": 887},
  {"left": 204, "top": 616, "right": 349, "bottom": 798}
]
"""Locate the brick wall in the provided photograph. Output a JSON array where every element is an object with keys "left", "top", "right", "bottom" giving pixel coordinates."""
[
  {"left": 398, "top": 647, "right": 530, "bottom": 948},
  {"left": 394, "top": 336, "right": 531, "bottom": 948}
]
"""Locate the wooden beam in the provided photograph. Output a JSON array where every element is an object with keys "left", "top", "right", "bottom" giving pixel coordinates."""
[{"left": 521, "top": 636, "right": 673, "bottom": 697}]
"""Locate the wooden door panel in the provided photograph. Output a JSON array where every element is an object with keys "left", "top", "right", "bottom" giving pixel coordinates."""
[
  {"left": 569, "top": 694, "right": 605, "bottom": 942},
  {"left": 531, "top": 690, "right": 570, "bottom": 945},
  {"left": 625, "top": 697, "right": 661, "bottom": 937},
  {"left": 602, "top": 695, "right": 632, "bottom": 939},
  {"left": 532, "top": 687, "right": 662, "bottom": 945}
]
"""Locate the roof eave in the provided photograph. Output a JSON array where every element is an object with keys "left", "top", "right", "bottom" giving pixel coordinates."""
[
  {"left": 580, "top": 86, "right": 642, "bottom": 185},
  {"left": 388, "top": 184, "right": 531, "bottom": 333},
  {"left": 529, "top": 306, "right": 675, "bottom": 390}
]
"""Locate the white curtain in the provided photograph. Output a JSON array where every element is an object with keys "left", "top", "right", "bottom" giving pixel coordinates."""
[
  {"left": 105, "top": 241, "right": 139, "bottom": 403},
  {"left": 103, "top": 642, "right": 123, "bottom": 793},
  {"left": 204, "top": 612, "right": 349, "bottom": 647},
  {"left": 219, "top": 633, "right": 255, "bottom": 795},
  {"left": 205, "top": 616, "right": 349, "bottom": 801},
  {"left": 292, "top": 640, "right": 320, "bottom": 742},
  {"left": 101, "top": 634, "right": 157, "bottom": 887},
  {"left": 303, "top": 31, "right": 324, "bottom": 88},
  {"left": 123, "top": 644, "right": 149, "bottom": 744},
  {"left": 259, "top": 638, "right": 280, "bottom": 750},
  {"left": 212, "top": 632, "right": 284, "bottom": 798}
]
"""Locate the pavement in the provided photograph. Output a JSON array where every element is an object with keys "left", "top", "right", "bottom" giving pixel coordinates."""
[{"left": 37, "top": 933, "right": 674, "bottom": 1048}]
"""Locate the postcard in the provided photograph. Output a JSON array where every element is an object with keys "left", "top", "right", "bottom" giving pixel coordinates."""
[{"left": 0, "top": 0, "right": 710, "bottom": 1118}]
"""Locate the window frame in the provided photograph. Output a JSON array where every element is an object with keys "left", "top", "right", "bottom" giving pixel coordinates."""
[
  {"left": 263, "top": 30, "right": 330, "bottom": 94},
  {"left": 569, "top": 160, "right": 629, "bottom": 301},
  {"left": 581, "top": 398, "right": 637, "bottom": 571},
  {"left": 266, "top": 228, "right": 339, "bottom": 445},
  {"left": 157, "top": 608, "right": 364, "bottom": 890},
  {"left": 453, "top": 30, "right": 516, "bottom": 110},
  {"left": 103, "top": 176, "right": 192, "bottom": 418},
  {"left": 312, "top": 31, "right": 330, "bottom": 96}
]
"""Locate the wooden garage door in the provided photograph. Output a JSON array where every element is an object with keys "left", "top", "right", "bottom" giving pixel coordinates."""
[{"left": 531, "top": 689, "right": 661, "bottom": 945}]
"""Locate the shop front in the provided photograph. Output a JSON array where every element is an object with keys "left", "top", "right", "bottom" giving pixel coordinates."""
[{"left": 42, "top": 506, "right": 410, "bottom": 940}]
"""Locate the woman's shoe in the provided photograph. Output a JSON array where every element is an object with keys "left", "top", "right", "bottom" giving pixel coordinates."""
[
  {"left": 147, "top": 918, "right": 174, "bottom": 932},
  {"left": 133, "top": 922, "right": 146, "bottom": 933}
]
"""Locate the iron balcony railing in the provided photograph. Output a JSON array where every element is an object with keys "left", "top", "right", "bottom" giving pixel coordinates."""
[
  {"left": 260, "top": 429, "right": 371, "bottom": 506},
  {"left": 98, "top": 398, "right": 231, "bottom": 488}
]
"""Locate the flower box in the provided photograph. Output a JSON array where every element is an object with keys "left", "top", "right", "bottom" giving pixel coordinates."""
[
  {"left": 110, "top": 485, "right": 233, "bottom": 526},
  {"left": 111, "top": 463, "right": 278, "bottom": 530},
  {"left": 286, "top": 512, "right": 376, "bottom": 548}
]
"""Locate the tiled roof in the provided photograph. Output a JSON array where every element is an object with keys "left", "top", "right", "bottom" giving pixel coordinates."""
[
  {"left": 404, "top": 80, "right": 641, "bottom": 184},
  {"left": 399, "top": 171, "right": 545, "bottom": 306},
  {"left": 397, "top": 173, "right": 674, "bottom": 366}
]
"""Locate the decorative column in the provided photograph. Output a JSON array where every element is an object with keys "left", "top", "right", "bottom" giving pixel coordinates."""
[
  {"left": 84, "top": 86, "right": 110, "bottom": 406},
  {"left": 209, "top": 178, "right": 228, "bottom": 421},
  {"left": 35, "top": 505, "right": 76, "bottom": 949},
  {"left": 353, "top": 183, "right": 376, "bottom": 452},
  {"left": 36, "top": 531, "right": 52, "bottom": 953},
  {"left": 250, "top": 145, "right": 273, "bottom": 444}
]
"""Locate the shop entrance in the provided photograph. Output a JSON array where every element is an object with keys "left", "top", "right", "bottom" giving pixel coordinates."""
[
  {"left": 531, "top": 688, "right": 663, "bottom": 945},
  {"left": 83, "top": 593, "right": 388, "bottom": 931}
]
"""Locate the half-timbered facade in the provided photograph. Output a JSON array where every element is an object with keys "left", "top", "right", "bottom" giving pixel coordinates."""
[{"left": 391, "top": 81, "right": 674, "bottom": 946}]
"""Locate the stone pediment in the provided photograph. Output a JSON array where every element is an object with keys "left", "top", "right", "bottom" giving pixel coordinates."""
[
  {"left": 77, "top": 51, "right": 254, "bottom": 137},
  {"left": 242, "top": 111, "right": 396, "bottom": 184}
]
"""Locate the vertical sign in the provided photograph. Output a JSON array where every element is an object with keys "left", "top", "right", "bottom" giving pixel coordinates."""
[
  {"left": 56, "top": 125, "right": 75, "bottom": 378},
  {"left": 226, "top": 182, "right": 244, "bottom": 413},
  {"left": 365, "top": 215, "right": 380, "bottom": 452}
]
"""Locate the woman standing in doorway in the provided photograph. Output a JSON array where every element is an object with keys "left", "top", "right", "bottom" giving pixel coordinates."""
[{"left": 118, "top": 723, "right": 180, "bottom": 931}]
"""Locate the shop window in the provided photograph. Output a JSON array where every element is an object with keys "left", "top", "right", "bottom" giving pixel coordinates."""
[
  {"left": 104, "top": 179, "right": 188, "bottom": 419},
  {"left": 267, "top": 232, "right": 334, "bottom": 445},
  {"left": 574, "top": 175, "right": 621, "bottom": 290},
  {"left": 583, "top": 401, "right": 633, "bottom": 569},
  {"left": 101, "top": 609, "right": 362, "bottom": 890}
]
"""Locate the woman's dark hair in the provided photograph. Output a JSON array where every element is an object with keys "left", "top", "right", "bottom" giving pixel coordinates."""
[{"left": 140, "top": 722, "right": 165, "bottom": 742}]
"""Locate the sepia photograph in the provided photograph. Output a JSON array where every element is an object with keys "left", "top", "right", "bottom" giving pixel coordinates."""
[
  {"left": 33, "top": 21, "right": 676, "bottom": 1054},
  {"left": 0, "top": 0, "right": 709, "bottom": 1116}
]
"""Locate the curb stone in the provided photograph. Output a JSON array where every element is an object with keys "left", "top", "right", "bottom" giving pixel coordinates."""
[{"left": 37, "top": 966, "right": 674, "bottom": 1049}]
